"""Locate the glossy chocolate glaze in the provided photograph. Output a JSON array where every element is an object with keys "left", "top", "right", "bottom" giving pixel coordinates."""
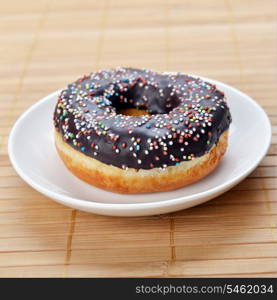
[{"left": 54, "top": 68, "right": 231, "bottom": 170}]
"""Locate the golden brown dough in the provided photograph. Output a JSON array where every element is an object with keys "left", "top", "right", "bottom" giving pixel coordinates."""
[{"left": 55, "top": 130, "right": 228, "bottom": 194}]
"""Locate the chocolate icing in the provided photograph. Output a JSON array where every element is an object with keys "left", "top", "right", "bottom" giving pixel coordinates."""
[{"left": 54, "top": 68, "right": 231, "bottom": 170}]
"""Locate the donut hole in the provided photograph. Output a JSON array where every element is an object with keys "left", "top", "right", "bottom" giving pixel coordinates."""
[
  {"left": 113, "top": 92, "right": 181, "bottom": 116},
  {"left": 108, "top": 76, "right": 182, "bottom": 116},
  {"left": 117, "top": 108, "right": 150, "bottom": 117}
]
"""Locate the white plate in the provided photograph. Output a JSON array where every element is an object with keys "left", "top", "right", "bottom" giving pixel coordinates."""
[{"left": 8, "top": 77, "right": 271, "bottom": 216}]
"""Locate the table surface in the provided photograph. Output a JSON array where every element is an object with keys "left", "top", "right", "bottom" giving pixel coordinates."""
[{"left": 0, "top": 0, "right": 277, "bottom": 277}]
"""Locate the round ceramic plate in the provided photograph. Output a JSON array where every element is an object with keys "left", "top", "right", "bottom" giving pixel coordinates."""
[{"left": 8, "top": 77, "right": 271, "bottom": 216}]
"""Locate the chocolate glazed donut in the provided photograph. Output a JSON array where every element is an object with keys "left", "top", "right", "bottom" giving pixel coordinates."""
[{"left": 54, "top": 68, "right": 231, "bottom": 193}]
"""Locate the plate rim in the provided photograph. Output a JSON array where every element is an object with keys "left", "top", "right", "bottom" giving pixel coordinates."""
[{"left": 8, "top": 76, "right": 272, "bottom": 213}]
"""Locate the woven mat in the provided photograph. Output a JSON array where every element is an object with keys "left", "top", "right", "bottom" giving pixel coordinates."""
[{"left": 0, "top": 0, "right": 276, "bottom": 277}]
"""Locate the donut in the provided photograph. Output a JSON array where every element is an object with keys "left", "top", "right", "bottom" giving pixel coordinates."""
[{"left": 54, "top": 68, "right": 231, "bottom": 193}]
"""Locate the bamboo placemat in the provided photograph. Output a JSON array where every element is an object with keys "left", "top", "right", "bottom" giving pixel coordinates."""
[{"left": 0, "top": 0, "right": 276, "bottom": 277}]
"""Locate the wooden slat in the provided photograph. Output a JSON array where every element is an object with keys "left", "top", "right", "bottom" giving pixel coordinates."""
[
  {"left": 168, "top": 258, "right": 277, "bottom": 277},
  {"left": 175, "top": 244, "right": 277, "bottom": 261},
  {"left": 0, "top": 0, "right": 276, "bottom": 278},
  {"left": 0, "top": 262, "right": 168, "bottom": 277}
]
